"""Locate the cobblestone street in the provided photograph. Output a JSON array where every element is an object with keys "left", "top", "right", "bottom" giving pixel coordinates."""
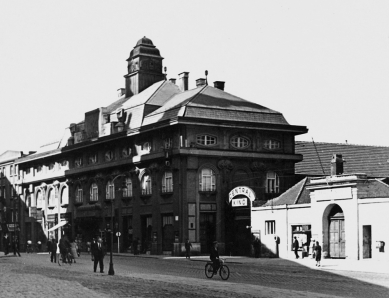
[{"left": 1, "top": 253, "right": 389, "bottom": 298}]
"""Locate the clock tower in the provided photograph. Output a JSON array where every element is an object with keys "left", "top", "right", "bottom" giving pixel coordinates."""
[{"left": 124, "top": 37, "right": 165, "bottom": 97}]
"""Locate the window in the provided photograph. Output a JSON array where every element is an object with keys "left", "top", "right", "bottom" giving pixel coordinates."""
[
  {"left": 25, "top": 168, "right": 31, "bottom": 175},
  {"left": 61, "top": 187, "right": 69, "bottom": 205},
  {"left": 264, "top": 139, "right": 281, "bottom": 150},
  {"left": 196, "top": 134, "right": 217, "bottom": 146},
  {"left": 49, "top": 163, "right": 55, "bottom": 171},
  {"left": 88, "top": 153, "right": 97, "bottom": 164},
  {"left": 142, "top": 142, "right": 151, "bottom": 153},
  {"left": 106, "top": 180, "right": 114, "bottom": 200},
  {"left": 26, "top": 195, "right": 31, "bottom": 208},
  {"left": 164, "top": 138, "right": 172, "bottom": 149},
  {"left": 230, "top": 135, "right": 250, "bottom": 149},
  {"left": 121, "top": 146, "right": 132, "bottom": 157},
  {"left": 90, "top": 182, "right": 99, "bottom": 201},
  {"left": 122, "top": 177, "right": 133, "bottom": 197},
  {"left": 162, "top": 171, "right": 173, "bottom": 193},
  {"left": 75, "top": 157, "right": 83, "bottom": 167},
  {"left": 48, "top": 188, "right": 57, "bottom": 206},
  {"left": 141, "top": 173, "right": 152, "bottom": 195},
  {"left": 61, "top": 160, "right": 68, "bottom": 167},
  {"left": 265, "top": 220, "right": 276, "bottom": 235},
  {"left": 199, "top": 168, "right": 216, "bottom": 192},
  {"left": 105, "top": 151, "right": 114, "bottom": 161},
  {"left": 37, "top": 165, "right": 42, "bottom": 173},
  {"left": 75, "top": 186, "right": 83, "bottom": 203},
  {"left": 36, "top": 190, "right": 44, "bottom": 209},
  {"left": 162, "top": 215, "right": 173, "bottom": 226},
  {"left": 10, "top": 165, "right": 14, "bottom": 176},
  {"left": 266, "top": 171, "right": 279, "bottom": 193}
]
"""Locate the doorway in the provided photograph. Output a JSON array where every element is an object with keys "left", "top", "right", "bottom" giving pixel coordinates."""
[
  {"left": 200, "top": 212, "right": 216, "bottom": 254},
  {"left": 329, "top": 205, "right": 345, "bottom": 258},
  {"left": 362, "top": 225, "right": 372, "bottom": 259}
]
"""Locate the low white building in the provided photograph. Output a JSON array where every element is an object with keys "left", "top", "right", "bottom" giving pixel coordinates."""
[{"left": 252, "top": 155, "right": 389, "bottom": 261}]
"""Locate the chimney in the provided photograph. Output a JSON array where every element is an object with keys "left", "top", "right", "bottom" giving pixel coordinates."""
[
  {"left": 117, "top": 88, "right": 125, "bottom": 97},
  {"left": 196, "top": 78, "right": 207, "bottom": 87},
  {"left": 169, "top": 78, "right": 176, "bottom": 85},
  {"left": 178, "top": 72, "right": 189, "bottom": 92},
  {"left": 330, "top": 154, "right": 344, "bottom": 176},
  {"left": 213, "top": 81, "right": 225, "bottom": 91}
]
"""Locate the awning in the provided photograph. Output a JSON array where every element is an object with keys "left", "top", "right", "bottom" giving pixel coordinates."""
[{"left": 48, "top": 221, "right": 68, "bottom": 232}]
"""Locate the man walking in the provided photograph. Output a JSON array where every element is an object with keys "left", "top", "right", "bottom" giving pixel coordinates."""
[
  {"left": 185, "top": 239, "right": 192, "bottom": 259},
  {"left": 12, "top": 236, "right": 21, "bottom": 257},
  {"left": 3, "top": 233, "right": 10, "bottom": 255},
  {"left": 92, "top": 236, "right": 106, "bottom": 273},
  {"left": 50, "top": 238, "right": 57, "bottom": 263},
  {"left": 293, "top": 236, "right": 299, "bottom": 259}
]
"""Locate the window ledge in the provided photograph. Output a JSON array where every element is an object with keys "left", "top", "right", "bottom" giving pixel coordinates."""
[
  {"left": 47, "top": 206, "right": 55, "bottom": 210},
  {"left": 160, "top": 191, "right": 173, "bottom": 197},
  {"left": 74, "top": 201, "right": 83, "bottom": 206},
  {"left": 121, "top": 196, "right": 133, "bottom": 201},
  {"left": 89, "top": 200, "right": 99, "bottom": 204}
]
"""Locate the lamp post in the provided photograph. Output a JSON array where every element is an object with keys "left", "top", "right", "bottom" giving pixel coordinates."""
[{"left": 108, "top": 174, "right": 125, "bottom": 276}]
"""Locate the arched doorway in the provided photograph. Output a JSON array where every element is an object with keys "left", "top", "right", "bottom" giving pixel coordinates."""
[{"left": 324, "top": 204, "right": 345, "bottom": 258}]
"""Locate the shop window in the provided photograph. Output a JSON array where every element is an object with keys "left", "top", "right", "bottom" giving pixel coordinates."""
[
  {"left": 230, "top": 135, "right": 250, "bottom": 149},
  {"left": 105, "top": 180, "right": 114, "bottom": 200},
  {"left": 265, "top": 220, "right": 276, "bottom": 235},
  {"left": 266, "top": 171, "right": 279, "bottom": 193},
  {"left": 141, "top": 173, "right": 152, "bottom": 195},
  {"left": 196, "top": 134, "right": 217, "bottom": 146},
  {"left": 162, "top": 171, "right": 173, "bottom": 193},
  {"left": 199, "top": 168, "right": 216, "bottom": 192},
  {"left": 122, "top": 177, "right": 133, "bottom": 197},
  {"left": 75, "top": 186, "right": 83, "bottom": 203},
  {"left": 90, "top": 183, "right": 99, "bottom": 202}
]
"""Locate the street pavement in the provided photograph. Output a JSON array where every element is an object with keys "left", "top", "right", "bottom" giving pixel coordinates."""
[{"left": 0, "top": 252, "right": 388, "bottom": 298}]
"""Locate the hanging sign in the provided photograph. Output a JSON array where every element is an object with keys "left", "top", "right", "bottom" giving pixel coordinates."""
[
  {"left": 229, "top": 186, "right": 256, "bottom": 203},
  {"left": 231, "top": 197, "right": 248, "bottom": 207}
]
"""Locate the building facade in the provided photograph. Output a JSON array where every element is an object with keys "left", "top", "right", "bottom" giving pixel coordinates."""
[{"left": 14, "top": 37, "right": 308, "bottom": 255}]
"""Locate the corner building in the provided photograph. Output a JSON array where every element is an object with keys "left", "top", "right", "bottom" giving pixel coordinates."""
[{"left": 62, "top": 37, "right": 307, "bottom": 255}]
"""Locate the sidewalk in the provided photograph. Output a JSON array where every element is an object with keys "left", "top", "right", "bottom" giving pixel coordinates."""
[{"left": 112, "top": 252, "right": 389, "bottom": 274}]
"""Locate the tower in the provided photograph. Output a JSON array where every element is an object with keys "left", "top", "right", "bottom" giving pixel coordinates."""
[{"left": 124, "top": 37, "right": 165, "bottom": 97}]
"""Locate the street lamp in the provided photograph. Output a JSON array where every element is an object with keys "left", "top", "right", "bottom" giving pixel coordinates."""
[{"left": 108, "top": 174, "right": 125, "bottom": 276}]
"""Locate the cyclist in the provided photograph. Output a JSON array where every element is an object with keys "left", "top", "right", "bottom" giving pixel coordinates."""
[{"left": 210, "top": 241, "right": 220, "bottom": 274}]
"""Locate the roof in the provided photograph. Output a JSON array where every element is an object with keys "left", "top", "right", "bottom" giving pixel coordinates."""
[
  {"left": 295, "top": 141, "right": 389, "bottom": 178},
  {"left": 262, "top": 178, "right": 310, "bottom": 206}
]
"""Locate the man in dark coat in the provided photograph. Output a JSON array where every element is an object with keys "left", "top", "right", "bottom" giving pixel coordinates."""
[
  {"left": 59, "top": 235, "right": 70, "bottom": 263},
  {"left": 50, "top": 238, "right": 57, "bottom": 263},
  {"left": 12, "top": 236, "right": 21, "bottom": 257},
  {"left": 210, "top": 241, "right": 220, "bottom": 274},
  {"left": 3, "top": 233, "right": 10, "bottom": 255},
  {"left": 293, "top": 236, "right": 299, "bottom": 259},
  {"left": 185, "top": 239, "right": 192, "bottom": 259},
  {"left": 92, "top": 236, "right": 106, "bottom": 273}
]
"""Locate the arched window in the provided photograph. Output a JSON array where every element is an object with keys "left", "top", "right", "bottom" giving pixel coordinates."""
[
  {"left": 61, "top": 187, "right": 69, "bottom": 205},
  {"left": 106, "top": 180, "right": 114, "bottom": 200},
  {"left": 266, "top": 171, "right": 279, "bottom": 193},
  {"left": 199, "top": 168, "right": 216, "bottom": 192},
  {"left": 162, "top": 171, "right": 173, "bottom": 193},
  {"left": 75, "top": 185, "right": 83, "bottom": 203},
  {"left": 141, "top": 173, "right": 152, "bottom": 195},
  {"left": 48, "top": 188, "right": 57, "bottom": 207},
  {"left": 122, "top": 177, "right": 133, "bottom": 198},
  {"left": 36, "top": 190, "right": 44, "bottom": 209},
  {"left": 90, "top": 182, "right": 99, "bottom": 201}
]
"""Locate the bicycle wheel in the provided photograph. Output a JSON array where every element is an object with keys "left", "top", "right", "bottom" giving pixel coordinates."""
[
  {"left": 219, "top": 265, "right": 230, "bottom": 280},
  {"left": 205, "top": 263, "right": 214, "bottom": 278}
]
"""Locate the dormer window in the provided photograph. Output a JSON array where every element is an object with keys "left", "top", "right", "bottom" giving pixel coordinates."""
[
  {"left": 231, "top": 135, "right": 250, "bottom": 149},
  {"left": 196, "top": 134, "right": 217, "bottom": 146},
  {"left": 264, "top": 140, "right": 281, "bottom": 150}
]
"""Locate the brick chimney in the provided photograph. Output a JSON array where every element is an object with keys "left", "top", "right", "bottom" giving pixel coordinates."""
[
  {"left": 196, "top": 78, "right": 207, "bottom": 87},
  {"left": 178, "top": 72, "right": 189, "bottom": 92},
  {"left": 330, "top": 154, "right": 344, "bottom": 175},
  {"left": 213, "top": 81, "right": 225, "bottom": 91}
]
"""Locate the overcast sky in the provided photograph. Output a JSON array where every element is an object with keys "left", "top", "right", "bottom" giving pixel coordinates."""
[{"left": 1, "top": 1, "right": 389, "bottom": 155}]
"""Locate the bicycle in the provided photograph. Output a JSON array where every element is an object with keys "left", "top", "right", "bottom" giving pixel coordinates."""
[
  {"left": 58, "top": 248, "right": 73, "bottom": 266},
  {"left": 205, "top": 258, "right": 230, "bottom": 280}
]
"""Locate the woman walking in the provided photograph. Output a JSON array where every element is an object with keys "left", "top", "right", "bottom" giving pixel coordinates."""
[{"left": 314, "top": 241, "right": 322, "bottom": 267}]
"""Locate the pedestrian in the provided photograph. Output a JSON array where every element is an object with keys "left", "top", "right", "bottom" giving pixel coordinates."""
[
  {"left": 56, "top": 241, "right": 61, "bottom": 266},
  {"left": 310, "top": 239, "right": 316, "bottom": 258},
  {"left": 50, "top": 238, "right": 57, "bottom": 263},
  {"left": 76, "top": 239, "right": 81, "bottom": 257},
  {"left": 59, "top": 234, "right": 70, "bottom": 264},
  {"left": 90, "top": 238, "right": 96, "bottom": 261},
  {"left": 253, "top": 237, "right": 260, "bottom": 258},
  {"left": 3, "top": 233, "right": 10, "bottom": 255},
  {"left": 185, "top": 239, "right": 192, "bottom": 259},
  {"left": 91, "top": 236, "right": 106, "bottom": 273},
  {"left": 210, "top": 241, "right": 220, "bottom": 274},
  {"left": 293, "top": 236, "right": 299, "bottom": 259},
  {"left": 70, "top": 238, "right": 78, "bottom": 263},
  {"left": 314, "top": 241, "right": 322, "bottom": 267},
  {"left": 12, "top": 236, "right": 21, "bottom": 257}
]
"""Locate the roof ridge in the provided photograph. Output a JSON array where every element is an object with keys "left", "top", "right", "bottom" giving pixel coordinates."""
[{"left": 296, "top": 140, "right": 389, "bottom": 148}]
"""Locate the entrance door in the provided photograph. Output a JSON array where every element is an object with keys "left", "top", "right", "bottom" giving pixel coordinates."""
[
  {"left": 200, "top": 213, "right": 216, "bottom": 254},
  {"left": 329, "top": 218, "right": 345, "bottom": 258},
  {"left": 363, "top": 225, "right": 372, "bottom": 259}
]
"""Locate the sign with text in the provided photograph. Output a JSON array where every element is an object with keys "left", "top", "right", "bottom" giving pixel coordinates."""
[
  {"left": 231, "top": 198, "right": 248, "bottom": 207},
  {"left": 229, "top": 186, "right": 256, "bottom": 203}
]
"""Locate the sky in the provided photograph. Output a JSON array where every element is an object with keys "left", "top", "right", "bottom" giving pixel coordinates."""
[{"left": 1, "top": 1, "right": 389, "bottom": 155}]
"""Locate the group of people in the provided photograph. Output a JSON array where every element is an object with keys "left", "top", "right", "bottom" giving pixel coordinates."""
[
  {"left": 293, "top": 236, "right": 322, "bottom": 266},
  {"left": 3, "top": 233, "right": 21, "bottom": 257},
  {"left": 46, "top": 235, "right": 81, "bottom": 265}
]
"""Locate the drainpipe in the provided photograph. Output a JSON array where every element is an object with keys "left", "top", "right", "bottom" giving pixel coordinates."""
[{"left": 286, "top": 204, "right": 289, "bottom": 258}]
